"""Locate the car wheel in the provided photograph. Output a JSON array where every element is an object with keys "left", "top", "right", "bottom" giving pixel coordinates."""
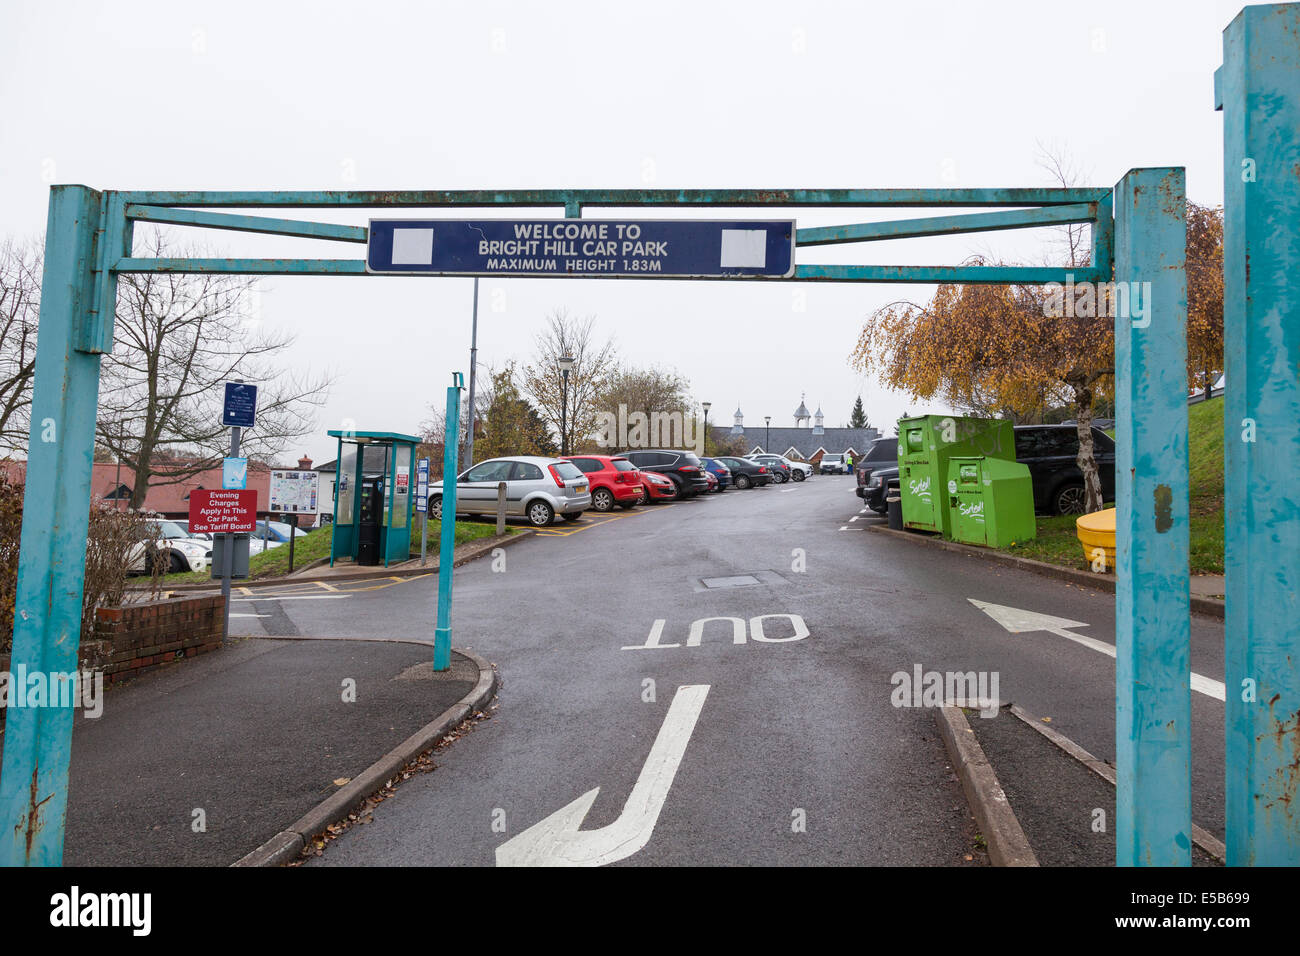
[
  {"left": 792, "top": 470, "right": 805, "bottom": 481},
  {"left": 592, "top": 488, "right": 615, "bottom": 512},
  {"left": 1053, "top": 483, "right": 1088, "bottom": 516},
  {"left": 638, "top": 487, "right": 650, "bottom": 505},
  {"left": 168, "top": 552, "right": 186, "bottom": 574},
  {"left": 430, "top": 496, "right": 443, "bottom": 520},
  {"left": 527, "top": 500, "right": 555, "bottom": 526},
  {"left": 735, "top": 474, "right": 752, "bottom": 489}
]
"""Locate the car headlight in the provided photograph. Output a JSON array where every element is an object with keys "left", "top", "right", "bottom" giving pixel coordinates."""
[{"left": 868, "top": 476, "right": 882, "bottom": 488}]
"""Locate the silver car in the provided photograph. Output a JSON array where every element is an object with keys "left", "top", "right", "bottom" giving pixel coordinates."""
[{"left": 427, "top": 456, "right": 592, "bottom": 527}]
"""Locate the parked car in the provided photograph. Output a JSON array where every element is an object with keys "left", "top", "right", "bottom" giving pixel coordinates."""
[
  {"left": 712, "top": 456, "right": 771, "bottom": 489},
  {"left": 750, "top": 453, "right": 809, "bottom": 482},
  {"left": 699, "top": 457, "right": 732, "bottom": 492},
  {"left": 747, "top": 454, "right": 791, "bottom": 483},
  {"left": 1013, "top": 424, "right": 1116, "bottom": 515},
  {"left": 638, "top": 469, "right": 679, "bottom": 503},
  {"left": 703, "top": 471, "right": 718, "bottom": 492},
  {"left": 427, "top": 456, "right": 591, "bottom": 527},
  {"left": 621, "top": 449, "right": 711, "bottom": 498},
  {"left": 820, "top": 453, "right": 851, "bottom": 475},
  {"left": 855, "top": 436, "right": 899, "bottom": 499},
  {"left": 252, "top": 520, "right": 309, "bottom": 543},
  {"left": 565, "top": 454, "right": 645, "bottom": 512},
  {"left": 863, "top": 464, "right": 900, "bottom": 514},
  {"left": 127, "top": 519, "right": 212, "bottom": 575}
]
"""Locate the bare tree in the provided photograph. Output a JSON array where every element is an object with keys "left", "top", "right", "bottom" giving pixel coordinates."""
[
  {"left": 520, "top": 309, "right": 617, "bottom": 453},
  {"left": 0, "top": 237, "right": 42, "bottom": 454},
  {"left": 97, "top": 233, "right": 332, "bottom": 508}
]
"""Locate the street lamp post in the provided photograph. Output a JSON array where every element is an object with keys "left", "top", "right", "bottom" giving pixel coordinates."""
[
  {"left": 558, "top": 353, "right": 575, "bottom": 456},
  {"left": 701, "top": 402, "right": 711, "bottom": 455},
  {"left": 765, "top": 416, "right": 771, "bottom": 454}
]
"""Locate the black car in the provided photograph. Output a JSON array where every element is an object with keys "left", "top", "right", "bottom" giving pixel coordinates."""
[
  {"left": 622, "top": 449, "right": 711, "bottom": 498},
  {"left": 1013, "top": 424, "right": 1116, "bottom": 515},
  {"left": 863, "top": 425, "right": 1116, "bottom": 517},
  {"left": 862, "top": 464, "right": 900, "bottom": 513},
  {"left": 712, "top": 455, "right": 771, "bottom": 489},
  {"left": 855, "top": 436, "right": 898, "bottom": 499}
]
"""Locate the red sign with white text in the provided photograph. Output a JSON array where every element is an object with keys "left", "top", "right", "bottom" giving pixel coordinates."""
[{"left": 189, "top": 489, "right": 257, "bottom": 533}]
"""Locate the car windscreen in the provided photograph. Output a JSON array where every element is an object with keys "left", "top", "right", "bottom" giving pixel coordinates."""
[
  {"left": 866, "top": 439, "right": 897, "bottom": 463},
  {"left": 158, "top": 521, "right": 188, "bottom": 539},
  {"left": 679, "top": 452, "right": 701, "bottom": 466},
  {"left": 611, "top": 459, "right": 637, "bottom": 472},
  {"left": 553, "top": 461, "right": 584, "bottom": 481}
]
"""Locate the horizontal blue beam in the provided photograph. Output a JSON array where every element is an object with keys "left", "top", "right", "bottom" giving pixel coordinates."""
[
  {"left": 114, "top": 256, "right": 1102, "bottom": 285},
  {"left": 793, "top": 264, "right": 1105, "bottom": 284},
  {"left": 125, "top": 205, "right": 367, "bottom": 243},
  {"left": 112, "top": 187, "right": 1112, "bottom": 209},
  {"left": 113, "top": 258, "right": 367, "bottom": 275},
  {"left": 796, "top": 203, "right": 1098, "bottom": 246}
]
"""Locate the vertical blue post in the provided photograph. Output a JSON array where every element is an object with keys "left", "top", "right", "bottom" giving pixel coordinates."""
[
  {"left": 0, "top": 185, "right": 119, "bottom": 865},
  {"left": 1217, "top": 2, "right": 1300, "bottom": 866},
  {"left": 434, "top": 374, "right": 464, "bottom": 671},
  {"left": 1113, "top": 167, "right": 1191, "bottom": 866}
]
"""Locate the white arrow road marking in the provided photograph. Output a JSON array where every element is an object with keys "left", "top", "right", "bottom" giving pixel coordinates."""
[
  {"left": 496, "top": 684, "right": 709, "bottom": 866},
  {"left": 968, "top": 599, "right": 1225, "bottom": 701}
]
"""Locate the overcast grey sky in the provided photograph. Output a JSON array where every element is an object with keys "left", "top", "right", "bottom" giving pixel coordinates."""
[{"left": 0, "top": 0, "right": 1240, "bottom": 465}]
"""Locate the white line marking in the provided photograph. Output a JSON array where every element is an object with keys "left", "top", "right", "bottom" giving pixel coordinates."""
[
  {"left": 968, "top": 598, "right": 1226, "bottom": 701},
  {"left": 231, "top": 594, "right": 349, "bottom": 602},
  {"left": 496, "top": 684, "right": 709, "bottom": 866}
]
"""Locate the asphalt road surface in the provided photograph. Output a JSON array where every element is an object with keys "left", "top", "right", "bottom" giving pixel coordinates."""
[{"left": 230, "top": 475, "right": 1226, "bottom": 865}]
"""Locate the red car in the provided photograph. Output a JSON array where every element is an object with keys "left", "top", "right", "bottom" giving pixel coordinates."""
[
  {"left": 638, "top": 470, "right": 678, "bottom": 504},
  {"left": 564, "top": 454, "right": 645, "bottom": 512}
]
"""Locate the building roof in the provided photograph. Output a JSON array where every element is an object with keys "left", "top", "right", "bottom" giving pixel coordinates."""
[{"left": 711, "top": 425, "right": 881, "bottom": 459}]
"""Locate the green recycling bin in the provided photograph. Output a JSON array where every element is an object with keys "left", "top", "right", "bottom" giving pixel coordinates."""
[
  {"left": 946, "top": 456, "right": 1037, "bottom": 548},
  {"left": 897, "top": 415, "right": 1015, "bottom": 536}
]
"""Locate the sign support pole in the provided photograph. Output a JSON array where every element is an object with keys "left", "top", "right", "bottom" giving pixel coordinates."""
[
  {"left": 220, "top": 423, "right": 241, "bottom": 643},
  {"left": 1113, "top": 167, "right": 1191, "bottom": 866},
  {"left": 0, "top": 185, "right": 118, "bottom": 866},
  {"left": 433, "top": 374, "right": 463, "bottom": 671},
  {"left": 1217, "top": 2, "right": 1300, "bottom": 865}
]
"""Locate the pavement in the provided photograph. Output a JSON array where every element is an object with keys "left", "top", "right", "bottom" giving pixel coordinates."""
[{"left": 53, "top": 638, "right": 481, "bottom": 866}]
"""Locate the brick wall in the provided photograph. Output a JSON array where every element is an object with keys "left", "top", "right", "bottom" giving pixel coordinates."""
[
  {"left": 83, "top": 594, "right": 225, "bottom": 684},
  {"left": 0, "top": 594, "right": 225, "bottom": 720}
]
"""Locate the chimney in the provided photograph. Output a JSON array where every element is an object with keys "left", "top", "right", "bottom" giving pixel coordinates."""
[{"left": 298, "top": 455, "right": 313, "bottom": 470}]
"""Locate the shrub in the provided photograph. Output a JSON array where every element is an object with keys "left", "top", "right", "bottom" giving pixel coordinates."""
[{"left": 0, "top": 473, "right": 161, "bottom": 652}]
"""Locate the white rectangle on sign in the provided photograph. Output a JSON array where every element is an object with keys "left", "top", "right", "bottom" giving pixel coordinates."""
[
  {"left": 719, "top": 229, "right": 767, "bottom": 268},
  {"left": 392, "top": 228, "right": 435, "bottom": 265}
]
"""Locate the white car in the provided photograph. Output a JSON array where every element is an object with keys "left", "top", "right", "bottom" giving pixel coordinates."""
[{"left": 128, "top": 520, "right": 212, "bottom": 574}]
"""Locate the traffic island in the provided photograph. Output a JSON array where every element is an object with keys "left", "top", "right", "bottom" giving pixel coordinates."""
[{"left": 962, "top": 705, "right": 1223, "bottom": 867}]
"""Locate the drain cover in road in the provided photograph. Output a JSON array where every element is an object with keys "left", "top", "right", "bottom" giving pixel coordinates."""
[{"left": 700, "top": 574, "right": 762, "bottom": 589}]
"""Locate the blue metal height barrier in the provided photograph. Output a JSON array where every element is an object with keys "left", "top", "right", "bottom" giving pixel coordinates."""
[
  {"left": 6, "top": 7, "right": 1296, "bottom": 859},
  {"left": 1217, "top": 2, "right": 1300, "bottom": 866}
]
